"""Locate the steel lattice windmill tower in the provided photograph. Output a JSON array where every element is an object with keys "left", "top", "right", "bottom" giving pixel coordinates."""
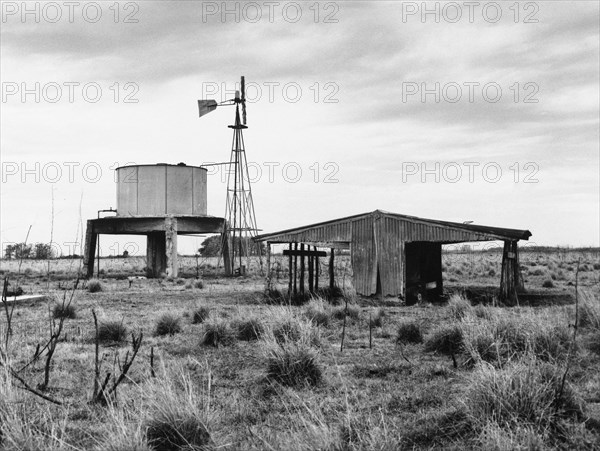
[{"left": 198, "top": 76, "right": 261, "bottom": 275}]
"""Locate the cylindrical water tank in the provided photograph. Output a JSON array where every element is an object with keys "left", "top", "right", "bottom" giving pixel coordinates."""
[{"left": 115, "top": 163, "right": 207, "bottom": 217}]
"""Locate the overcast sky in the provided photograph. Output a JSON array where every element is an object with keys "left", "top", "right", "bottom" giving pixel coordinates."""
[{"left": 1, "top": 1, "right": 598, "bottom": 256}]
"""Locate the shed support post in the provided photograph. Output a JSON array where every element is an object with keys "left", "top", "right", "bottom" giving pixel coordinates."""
[
  {"left": 514, "top": 243, "right": 524, "bottom": 291},
  {"left": 288, "top": 243, "right": 293, "bottom": 295},
  {"left": 83, "top": 220, "right": 97, "bottom": 278},
  {"left": 265, "top": 242, "right": 272, "bottom": 292},
  {"left": 314, "top": 246, "right": 319, "bottom": 292},
  {"left": 308, "top": 250, "right": 314, "bottom": 293},
  {"left": 329, "top": 248, "right": 335, "bottom": 290},
  {"left": 165, "top": 216, "right": 178, "bottom": 278},
  {"left": 300, "top": 243, "right": 305, "bottom": 294},
  {"left": 500, "top": 240, "right": 518, "bottom": 306},
  {"left": 293, "top": 243, "right": 298, "bottom": 296}
]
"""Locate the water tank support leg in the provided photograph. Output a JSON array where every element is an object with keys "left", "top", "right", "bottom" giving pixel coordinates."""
[{"left": 165, "top": 217, "right": 178, "bottom": 278}]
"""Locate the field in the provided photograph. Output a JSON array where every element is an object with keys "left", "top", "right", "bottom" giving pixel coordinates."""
[{"left": 1, "top": 248, "right": 599, "bottom": 450}]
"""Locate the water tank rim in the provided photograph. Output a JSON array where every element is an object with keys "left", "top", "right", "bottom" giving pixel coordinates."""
[{"left": 115, "top": 163, "right": 208, "bottom": 171}]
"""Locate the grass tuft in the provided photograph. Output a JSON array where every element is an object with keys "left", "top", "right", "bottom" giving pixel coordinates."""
[
  {"left": 396, "top": 321, "right": 423, "bottom": 344},
  {"left": 52, "top": 303, "right": 76, "bottom": 319},
  {"left": 235, "top": 318, "right": 264, "bottom": 341},
  {"left": 154, "top": 314, "right": 182, "bottom": 337},
  {"left": 143, "top": 367, "right": 213, "bottom": 451},
  {"left": 425, "top": 324, "right": 463, "bottom": 356},
  {"left": 447, "top": 293, "right": 472, "bottom": 320},
  {"left": 272, "top": 321, "right": 301, "bottom": 344},
  {"left": 304, "top": 299, "right": 330, "bottom": 327},
  {"left": 265, "top": 342, "right": 323, "bottom": 387},
  {"left": 87, "top": 279, "right": 103, "bottom": 293},
  {"left": 98, "top": 321, "right": 128, "bottom": 343},
  {"left": 193, "top": 279, "right": 204, "bottom": 289},
  {"left": 146, "top": 418, "right": 211, "bottom": 451},
  {"left": 542, "top": 279, "right": 554, "bottom": 288},
  {"left": 192, "top": 307, "right": 210, "bottom": 324},
  {"left": 369, "top": 308, "right": 385, "bottom": 328},
  {"left": 331, "top": 304, "right": 360, "bottom": 321},
  {"left": 578, "top": 291, "right": 600, "bottom": 329},
  {"left": 201, "top": 321, "right": 235, "bottom": 347},
  {"left": 465, "top": 359, "right": 585, "bottom": 441}
]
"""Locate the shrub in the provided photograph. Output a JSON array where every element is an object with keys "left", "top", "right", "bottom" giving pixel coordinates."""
[
  {"left": 87, "top": 279, "right": 103, "bottom": 293},
  {"left": 192, "top": 307, "right": 210, "bottom": 324},
  {"left": 396, "top": 321, "right": 423, "bottom": 344},
  {"left": 52, "top": 303, "right": 76, "bottom": 319},
  {"left": 542, "top": 279, "right": 554, "bottom": 288},
  {"left": 369, "top": 308, "right": 385, "bottom": 328},
  {"left": 447, "top": 293, "right": 472, "bottom": 320},
  {"left": 265, "top": 342, "right": 322, "bottom": 387},
  {"left": 98, "top": 321, "right": 128, "bottom": 343},
  {"left": 530, "top": 268, "right": 545, "bottom": 276},
  {"left": 154, "top": 314, "right": 182, "bottom": 337},
  {"left": 236, "top": 318, "right": 264, "bottom": 341},
  {"left": 201, "top": 321, "right": 235, "bottom": 347}
]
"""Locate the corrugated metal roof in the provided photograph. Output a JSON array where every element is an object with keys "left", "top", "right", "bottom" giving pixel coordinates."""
[{"left": 255, "top": 210, "right": 531, "bottom": 243}]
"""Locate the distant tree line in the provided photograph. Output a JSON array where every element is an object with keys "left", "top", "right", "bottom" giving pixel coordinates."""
[
  {"left": 198, "top": 235, "right": 265, "bottom": 257},
  {"left": 4, "top": 242, "right": 55, "bottom": 260}
]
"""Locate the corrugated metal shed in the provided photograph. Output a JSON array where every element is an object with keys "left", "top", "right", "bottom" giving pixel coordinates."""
[{"left": 256, "top": 210, "right": 531, "bottom": 297}]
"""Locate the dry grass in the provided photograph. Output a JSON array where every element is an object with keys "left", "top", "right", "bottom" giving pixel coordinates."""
[{"left": 0, "top": 250, "right": 597, "bottom": 450}]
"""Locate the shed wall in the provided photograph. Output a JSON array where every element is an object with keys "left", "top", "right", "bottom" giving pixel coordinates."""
[{"left": 351, "top": 217, "right": 377, "bottom": 295}]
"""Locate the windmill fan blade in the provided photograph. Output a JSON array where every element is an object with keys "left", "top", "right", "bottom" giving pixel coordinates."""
[
  {"left": 241, "top": 76, "right": 245, "bottom": 102},
  {"left": 197, "top": 99, "right": 218, "bottom": 118},
  {"left": 242, "top": 102, "right": 247, "bottom": 125}
]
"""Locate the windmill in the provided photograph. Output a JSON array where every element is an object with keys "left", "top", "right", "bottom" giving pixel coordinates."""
[{"left": 197, "top": 76, "right": 261, "bottom": 275}]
